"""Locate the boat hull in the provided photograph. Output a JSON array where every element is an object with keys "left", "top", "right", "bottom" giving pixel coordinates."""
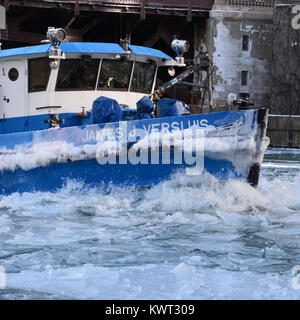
[{"left": 0, "top": 108, "right": 268, "bottom": 194}]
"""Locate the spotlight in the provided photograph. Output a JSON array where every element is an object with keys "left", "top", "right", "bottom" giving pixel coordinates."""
[
  {"left": 171, "top": 40, "right": 189, "bottom": 57},
  {"left": 46, "top": 27, "right": 67, "bottom": 47}
]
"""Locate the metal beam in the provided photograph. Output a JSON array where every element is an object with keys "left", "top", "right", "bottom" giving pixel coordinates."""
[
  {"left": 74, "top": 0, "right": 80, "bottom": 16},
  {"left": 1, "top": 0, "right": 212, "bottom": 16},
  {"left": 142, "top": 20, "right": 170, "bottom": 47},
  {"left": 141, "top": 0, "right": 145, "bottom": 19},
  {"left": 3, "top": 0, "right": 9, "bottom": 11},
  {"left": 1, "top": 16, "right": 45, "bottom": 43},
  {"left": 79, "top": 18, "right": 99, "bottom": 35}
]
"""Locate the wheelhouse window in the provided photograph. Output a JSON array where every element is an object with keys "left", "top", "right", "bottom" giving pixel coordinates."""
[
  {"left": 130, "top": 62, "right": 156, "bottom": 94},
  {"left": 98, "top": 59, "right": 132, "bottom": 90},
  {"left": 28, "top": 57, "right": 51, "bottom": 92},
  {"left": 56, "top": 59, "right": 100, "bottom": 91}
]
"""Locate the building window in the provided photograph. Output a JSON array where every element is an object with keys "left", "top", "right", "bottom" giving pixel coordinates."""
[
  {"left": 242, "top": 35, "right": 249, "bottom": 51},
  {"left": 28, "top": 57, "right": 51, "bottom": 92},
  {"left": 98, "top": 59, "right": 132, "bottom": 91},
  {"left": 56, "top": 59, "right": 100, "bottom": 91},
  {"left": 241, "top": 71, "right": 248, "bottom": 86},
  {"left": 130, "top": 62, "right": 156, "bottom": 94}
]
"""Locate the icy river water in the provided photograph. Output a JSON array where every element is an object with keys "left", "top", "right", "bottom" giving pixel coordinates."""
[{"left": 1, "top": 147, "right": 300, "bottom": 299}]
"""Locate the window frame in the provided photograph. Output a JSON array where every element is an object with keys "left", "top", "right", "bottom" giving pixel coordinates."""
[
  {"left": 97, "top": 58, "right": 133, "bottom": 92},
  {"left": 130, "top": 61, "right": 156, "bottom": 94},
  {"left": 55, "top": 58, "right": 100, "bottom": 92},
  {"left": 28, "top": 57, "right": 51, "bottom": 93}
]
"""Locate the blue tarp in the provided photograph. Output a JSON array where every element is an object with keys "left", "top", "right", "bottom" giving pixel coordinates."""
[
  {"left": 157, "top": 98, "right": 190, "bottom": 118},
  {"left": 136, "top": 96, "right": 154, "bottom": 114},
  {"left": 91, "top": 96, "right": 122, "bottom": 124},
  {"left": 135, "top": 96, "right": 154, "bottom": 120},
  {"left": 122, "top": 108, "right": 137, "bottom": 121},
  {"left": 134, "top": 113, "right": 154, "bottom": 120},
  {"left": 91, "top": 96, "right": 155, "bottom": 123}
]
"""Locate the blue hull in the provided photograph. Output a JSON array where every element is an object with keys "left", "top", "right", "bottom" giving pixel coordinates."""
[
  {"left": 0, "top": 157, "right": 242, "bottom": 194},
  {"left": 0, "top": 109, "right": 268, "bottom": 194}
]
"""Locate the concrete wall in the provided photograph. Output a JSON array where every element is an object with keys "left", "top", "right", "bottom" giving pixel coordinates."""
[
  {"left": 194, "top": 3, "right": 273, "bottom": 109},
  {"left": 268, "top": 115, "right": 300, "bottom": 147},
  {"left": 268, "top": 3, "right": 300, "bottom": 147}
]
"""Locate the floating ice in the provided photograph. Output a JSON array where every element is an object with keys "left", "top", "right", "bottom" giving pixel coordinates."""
[{"left": 0, "top": 149, "right": 299, "bottom": 299}]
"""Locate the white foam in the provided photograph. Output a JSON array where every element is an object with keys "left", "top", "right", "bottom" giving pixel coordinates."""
[
  {"left": 1, "top": 154, "right": 300, "bottom": 299},
  {"left": 0, "top": 141, "right": 98, "bottom": 171}
]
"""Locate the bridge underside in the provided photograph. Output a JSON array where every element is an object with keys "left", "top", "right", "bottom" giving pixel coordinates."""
[{"left": 0, "top": 1, "right": 210, "bottom": 47}]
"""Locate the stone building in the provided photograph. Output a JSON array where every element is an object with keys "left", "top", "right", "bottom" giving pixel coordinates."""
[{"left": 196, "top": 0, "right": 274, "bottom": 110}]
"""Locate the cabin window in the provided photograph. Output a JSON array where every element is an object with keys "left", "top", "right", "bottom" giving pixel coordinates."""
[
  {"left": 28, "top": 57, "right": 51, "bottom": 92},
  {"left": 130, "top": 62, "right": 156, "bottom": 94},
  {"left": 98, "top": 59, "right": 132, "bottom": 90},
  {"left": 56, "top": 59, "right": 100, "bottom": 91}
]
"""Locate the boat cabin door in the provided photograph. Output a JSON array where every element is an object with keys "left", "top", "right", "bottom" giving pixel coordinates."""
[{"left": 0, "top": 61, "right": 26, "bottom": 119}]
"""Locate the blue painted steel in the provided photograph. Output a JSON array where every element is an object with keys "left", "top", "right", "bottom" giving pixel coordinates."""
[
  {"left": 0, "top": 43, "right": 126, "bottom": 58},
  {"left": 0, "top": 110, "right": 256, "bottom": 149},
  {"left": 0, "top": 114, "right": 51, "bottom": 134},
  {"left": 0, "top": 113, "right": 86, "bottom": 134},
  {"left": 0, "top": 156, "right": 241, "bottom": 194},
  {"left": 128, "top": 45, "right": 173, "bottom": 60},
  {"left": 0, "top": 109, "right": 258, "bottom": 194},
  {"left": 0, "top": 43, "right": 173, "bottom": 60},
  {"left": 0, "top": 44, "right": 52, "bottom": 58}
]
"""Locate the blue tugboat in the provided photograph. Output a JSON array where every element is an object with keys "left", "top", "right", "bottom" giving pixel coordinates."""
[{"left": 0, "top": 27, "right": 269, "bottom": 194}]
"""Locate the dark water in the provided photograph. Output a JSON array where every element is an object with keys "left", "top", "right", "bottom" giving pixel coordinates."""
[{"left": 0, "top": 147, "right": 300, "bottom": 299}]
